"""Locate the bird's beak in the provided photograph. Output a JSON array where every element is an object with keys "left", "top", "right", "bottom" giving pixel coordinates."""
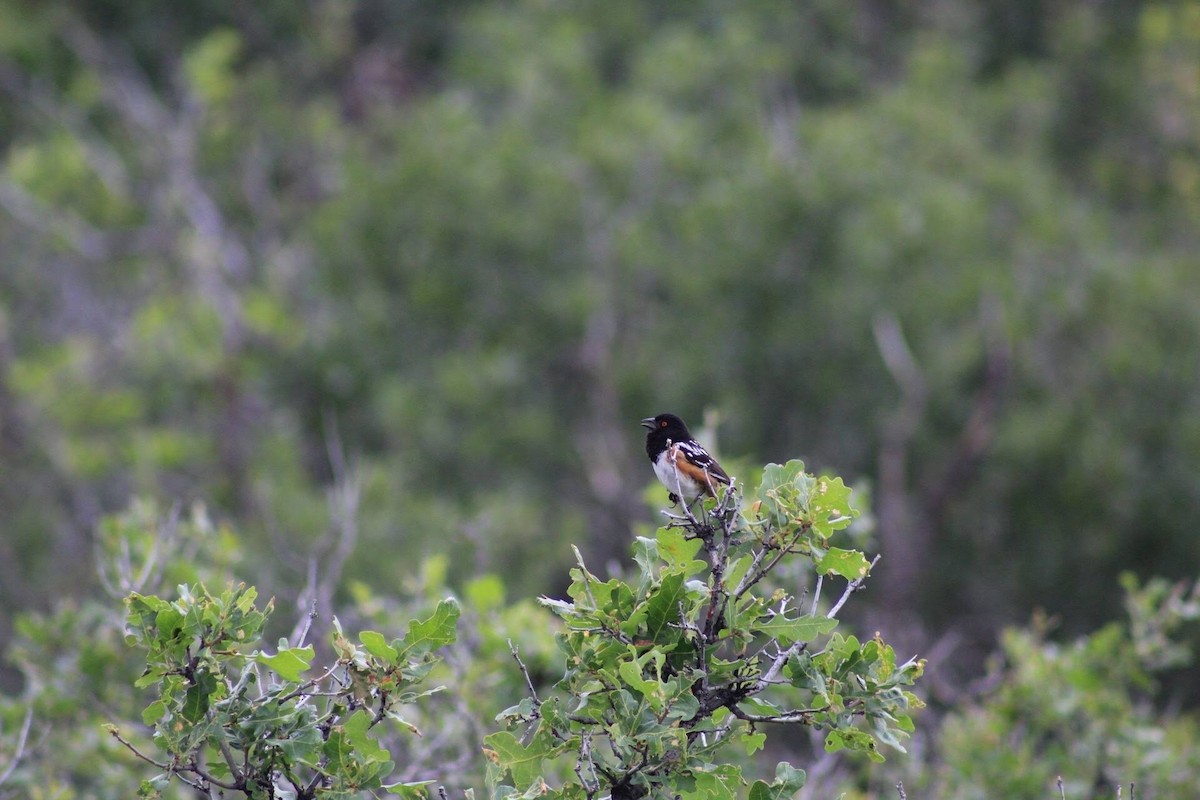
[{"left": 640, "top": 417, "right": 656, "bottom": 430}]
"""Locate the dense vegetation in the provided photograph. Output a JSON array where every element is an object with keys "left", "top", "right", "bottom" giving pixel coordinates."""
[{"left": 3, "top": 1, "right": 1200, "bottom": 796}]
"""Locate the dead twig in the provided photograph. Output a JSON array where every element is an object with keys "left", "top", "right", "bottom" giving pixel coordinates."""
[
  {"left": 826, "top": 554, "right": 882, "bottom": 619},
  {"left": 0, "top": 708, "right": 33, "bottom": 787}
]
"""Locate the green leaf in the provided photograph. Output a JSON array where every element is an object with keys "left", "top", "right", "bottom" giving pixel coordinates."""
[
  {"left": 756, "top": 461, "right": 806, "bottom": 523},
  {"left": 134, "top": 668, "right": 165, "bottom": 689},
  {"left": 537, "top": 596, "right": 576, "bottom": 615},
  {"left": 137, "top": 773, "right": 171, "bottom": 799},
  {"left": 688, "top": 764, "right": 743, "bottom": 799},
  {"left": 644, "top": 572, "right": 688, "bottom": 644},
  {"left": 181, "top": 669, "right": 218, "bottom": 723},
  {"left": 748, "top": 763, "right": 807, "bottom": 799},
  {"left": 617, "top": 648, "right": 668, "bottom": 709},
  {"left": 141, "top": 700, "right": 167, "bottom": 726},
  {"left": 344, "top": 709, "right": 391, "bottom": 761},
  {"left": 483, "top": 730, "right": 564, "bottom": 790},
  {"left": 323, "top": 724, "right": 354, "bottom": 773},
  {"left": 397, "top": 599, "right": 460, "bottom": 659},
  {"left": 741, "top": 730, "right": 767, "bottom": 755},
  {"left": 618, "top": 659, "right": 655, "bottom": 697},
  {"left": 755, "top": 614, "right": 838, "bottom": 645},
  {"left": 656, "top": 527, "right": 708, "bottom": 575},
  {"left": 384, "top": 779, "right": 436, "bottom": 798},
  {"left": 360, "top": 630, "right": 399, "bottom": 664},
  {"left": 495, "top": 697, "right": 538, "bottom": 723},
  {"left": 816, "top": 548, "right": 872, "bottom": 580},
  {"left": 255, "top": 645, "right": 314, "bottom": 682},
  {"left": 809, "top": 481, "right": 857, "bottom": 538},
  {"left": 633, "top": 536, "right": 659, "bottom": 580},
  {"left": 825, "top": 728, "right": 881, "bottom": 761}
]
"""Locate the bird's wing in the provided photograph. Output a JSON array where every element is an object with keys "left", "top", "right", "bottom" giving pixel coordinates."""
[{"left": 672, "top": 440, "right": 731, "bottom": 492}]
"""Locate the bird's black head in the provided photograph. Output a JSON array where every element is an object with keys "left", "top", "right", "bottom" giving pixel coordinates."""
[{"left": 641, "top": 413, "right": 692, "bottom": 457}]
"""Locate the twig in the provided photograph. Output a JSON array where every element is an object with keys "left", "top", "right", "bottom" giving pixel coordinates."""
[
  {"left": 896, "top": 780, "right": 908, "bottom": 800},
  {"left": 188, "top": 757, "right": 241, "bottom": 791},
  {"left": 294, "top": 599, "right": 318, "bottom": 649},
  {"left": 216, "top": 734, "right": 242, "bottom": 786},
  {"left": 575, "top": 731, "right": 601, "bottom": 798},
  {"left": 107, "top": 726, "right": 168, "bottom": 770},
  {"left": 756, "top": 641, "right": 808, "bottom": 691},
  {"left": 733, "top": 526, "right": 807, "bottom": 601},
  {"left": 732, "top": 546, "right": 770, "bottom": 598},
  {"left": 730, "top": 704, "right": 831, "bottom": 724},
  {"left": 0, "top": 708, "right": 33, "bottom": 786},
  {"left": 810, "top": 575, "right": 823, "bottom": 615},
  {"left": 1057, "top": 776, "right": 1066, "bottom": 800},
  {"left": 508, "top": 639, "right": 541, "bottom": 706},
  {"left": 279, "top": 662, "right": 343, "bottom": 705},
  {"left": 826, "top": 554, "right": 882, "bottom": 619}
]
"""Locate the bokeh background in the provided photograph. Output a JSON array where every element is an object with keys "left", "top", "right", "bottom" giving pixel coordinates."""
[{"left": 2, "top": 0, "right": 1200, "bottom": 795}]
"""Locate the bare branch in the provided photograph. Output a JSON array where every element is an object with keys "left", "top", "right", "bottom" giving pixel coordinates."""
[
  {"left": 107, "top": 726, "right": 168, "bottom": 770},
  {"left": 0, "top": 708, "right": 33, "bottom": 787},
  {"left": 508, "top": 640, "right": 541, "bottom": 707},
  {"left": 826, "top": 554, "right": 882, "bottom": 619},
  {"left": 292, "top": 598, "right": 318, "bottom": 650},
  {"left": 730, "top": 704, "right": 830, "bottom": 724}
]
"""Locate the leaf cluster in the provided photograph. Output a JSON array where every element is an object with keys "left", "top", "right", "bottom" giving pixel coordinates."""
[
  {"left": 486, "top": 462, "right": 922, "bottom": 800},
  {"left": 118, "top": 584, "right": 460, "bottom": 799}
]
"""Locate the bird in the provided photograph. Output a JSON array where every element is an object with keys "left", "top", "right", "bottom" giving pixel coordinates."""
[{"left": 641, "top": 413, "right": 731, "bottom": 506}]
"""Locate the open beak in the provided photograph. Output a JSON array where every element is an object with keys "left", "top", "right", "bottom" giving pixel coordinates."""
[{"left": 640, "top": 417, "right": 656, "bottom": 430}]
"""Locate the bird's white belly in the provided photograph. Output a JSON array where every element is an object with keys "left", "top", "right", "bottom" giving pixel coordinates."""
[{"left": 653, "top": 446, "right": 703, "bottom": 500}]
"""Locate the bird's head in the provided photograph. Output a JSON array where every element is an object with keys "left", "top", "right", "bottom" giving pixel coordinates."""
[{"left": 641, "top": 413, "right": 691, "bottom": 439}]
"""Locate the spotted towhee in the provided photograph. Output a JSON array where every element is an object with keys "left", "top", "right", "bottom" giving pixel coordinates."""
[{"left": 641, "top": 413, "right": 731, "bottom": 505}]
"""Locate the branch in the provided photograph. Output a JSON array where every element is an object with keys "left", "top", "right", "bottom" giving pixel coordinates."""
[
  {"left": 729, "top": 704, "right": 830, "bottom": 724},
  {"left": 826, "top": 555, "right": 882, "bottom": 619},
  {"left": 809, "top": 575, "right": 824, "bottom": 616},
  {"left": 508, "top": 639, "right": 541, "bottom": 707},
  {"left": 188, "top": 756, "right": 241, "bottom": 791},
  {"left": 106, "top": 726, "right": 168, "bottom": 770},
  {"left": 733, "top": 526, "right": 806, "bottom": 601},
  {"left": 0, "top": 708, "right": 33, "bottom": 786},
  {"left": 756, "top": 641, "right": 808, "bottom": 692},
  {"left": 293, "top": 598, "right": 318, "bottom": 650},
  {"left": 279, "top": 662, "right": 344, "bottom": 705}
]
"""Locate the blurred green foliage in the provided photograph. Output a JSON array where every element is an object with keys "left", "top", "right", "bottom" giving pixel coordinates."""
[{"left": 2, "top": 502, "right": 1198, "bottom": 797}]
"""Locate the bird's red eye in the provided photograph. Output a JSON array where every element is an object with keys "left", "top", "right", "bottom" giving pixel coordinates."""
[{"left": 659, "top": 420, "right": 667, "bottom": 428}]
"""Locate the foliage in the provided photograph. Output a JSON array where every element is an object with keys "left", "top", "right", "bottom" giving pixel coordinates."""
[
  {"left": 2, "top": 0, "right": 1200, "bottom": 795},
  {"left": 116, "top": 583, "right": 458, "bottom": 798},
  {"left": 0, "top": 503, "right": 470, "bottom": 800},
  {"left": 0, "top": 502, "right": 244, "bottom": 799},
  {"left": 2, "top": 0, "right": 1200, "bottom": 665},
  {"left": 804, "top": 574, "right": 1200, "bottom": 800},
  {"left": 917, "top": 575, "right": 1200, "bottom": 800},
  {"left": 486, "top": 462, "right": 922, "bottom": 799}
]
